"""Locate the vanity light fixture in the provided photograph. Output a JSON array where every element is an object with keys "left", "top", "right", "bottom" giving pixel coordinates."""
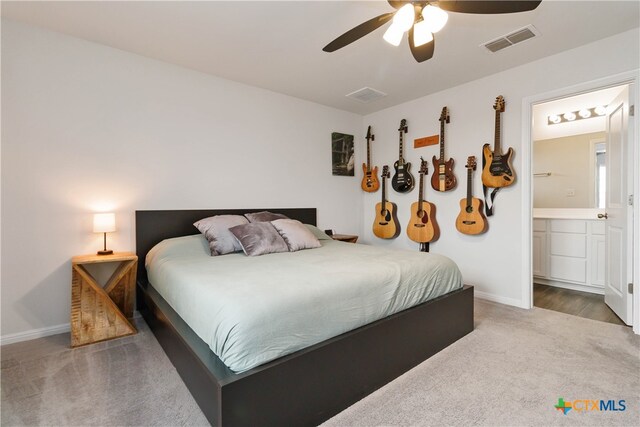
[{"left": 547, "top": 105, "right": 607, "bottom": 125}]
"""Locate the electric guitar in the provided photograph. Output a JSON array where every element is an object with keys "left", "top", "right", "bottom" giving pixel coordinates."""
[
  {"left": 391, "top": 119, "right": 415, "bottom": 193},
  {"left": 456, "top": 156, "right": 488, "bottom": 235},
  {"left": 482, "top": 96, "right": 515, "bottom": 188},
  {"left": 373, "top": 165, "right": 400, "bottom": 239},
  {"left": 361, "top": 126, "right": 380, "bottom": 192},
  {"left": 431, "top": 106, "right": 457, "bottom": 192},
  {"left": 407, "top": 158, "right": 439, "bottom": 243}
]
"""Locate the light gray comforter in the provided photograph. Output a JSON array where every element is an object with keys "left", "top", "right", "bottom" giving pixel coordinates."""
[{"left": 146, "top": 235, "right": 463, "bottom": 372}]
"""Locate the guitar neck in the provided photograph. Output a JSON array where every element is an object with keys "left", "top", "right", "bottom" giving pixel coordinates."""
[
  {"left": 366, "top": 139, "right": 371, "bottom": 172},
  {"left": 398, "top": 132, "right": 404, "bottom": 163},
  {"left": 418, "top": 172, "right": 424, "bottom": 209},
  {"left": 466, "top": 168, "right": 473, "bottom": 208},
  {"left": 494, "top": 110, "right": 502, "bottom": 155},
  {"left": 381, "top": 175, "right": 386, "bottom": 211},
  {"left": 439, "top": 120, "right": 445, "bottom": 162}
]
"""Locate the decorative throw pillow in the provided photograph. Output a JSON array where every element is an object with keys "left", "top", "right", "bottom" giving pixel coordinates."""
[
  {"left": 193, "top": 215, "right": 248, "bottom": 256},
  {"left": 304, "top": 224, "right": 333, "bottom": 240},
  {"left": 229, "top": 222, "right": 289, "bottom": 256},
  {"left": 244, "top": 211, "right": 289, "bottom": 223},
  {"left": 271, "top": 219, "right": 322, "bottom": 252}
]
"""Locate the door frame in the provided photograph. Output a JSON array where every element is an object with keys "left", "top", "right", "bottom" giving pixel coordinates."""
[{"left": 520, "top": 70, "right": 640, "bottom": 334}]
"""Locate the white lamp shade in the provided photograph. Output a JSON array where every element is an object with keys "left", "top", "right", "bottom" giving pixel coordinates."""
[
  {"left": 393, "top": 4, "right": 416, "bottom": 32},
  {"left": 412, "top": 21, "right": 434, "bottom": 47},
  {"left": 383, "top": 22, "right": 405, "bottom": 46},
  {"left": 93, "top": 213, "right": 116, "bottom": 233},
  {"left": 420, "top": 5, "right": 448, "bottom": 34}
]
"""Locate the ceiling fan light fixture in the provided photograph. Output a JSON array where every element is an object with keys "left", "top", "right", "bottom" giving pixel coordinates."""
[
  {"left": 420, "top": 5, "right": 448, "bottom": 33},
  {"left": 383, "top": 22, "right": 405, "bottom": 46},
  {"left": 412, "top": 21, "right": 434, "bottom": 47},
  {"left": 393, "top": 3, "right": 416, "bottom": 32}
]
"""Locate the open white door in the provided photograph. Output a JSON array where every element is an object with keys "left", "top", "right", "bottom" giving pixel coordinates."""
[{"left": 604, "top": 85, "right": 632, "bottom": 325}]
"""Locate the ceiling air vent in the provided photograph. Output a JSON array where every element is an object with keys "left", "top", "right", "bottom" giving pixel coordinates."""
[
  {"left": 346, "top": 87, "right": 387, "bottom": 103},
  {"left": 481, "top": 25, "right": 540, "bottom": 53}
]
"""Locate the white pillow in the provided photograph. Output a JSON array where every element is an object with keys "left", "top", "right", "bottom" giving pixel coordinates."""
[
  {"left": 194, "top": 215, "right": 248, "bottom": 256},
  {"left": 271, "top": 219, "right": 322, "bottom": 252}
]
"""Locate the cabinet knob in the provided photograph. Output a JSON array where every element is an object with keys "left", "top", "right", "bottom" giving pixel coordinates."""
[{"left": 597, "top": 213, "right": 608, "bottom": 219}]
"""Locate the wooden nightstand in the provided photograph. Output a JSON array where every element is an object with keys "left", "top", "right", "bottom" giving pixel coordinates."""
[
  {"left": 331, "top": 234, "right": 358, "bottom": 243},
  {"left": 71, "top": 252, "right": 138, "bottom": 347}
]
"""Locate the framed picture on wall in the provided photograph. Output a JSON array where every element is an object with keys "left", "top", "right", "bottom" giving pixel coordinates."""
[{"left": 331, "top": 132, "right": 354, "bottom": 176}]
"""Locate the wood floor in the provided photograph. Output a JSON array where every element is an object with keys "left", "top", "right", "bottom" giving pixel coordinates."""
[{"left": 534, "top": 283, "right": 626, "bottom": 326}]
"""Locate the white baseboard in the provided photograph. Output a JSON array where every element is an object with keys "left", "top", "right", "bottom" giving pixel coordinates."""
[
  {"left": 0, "top": 311, "right": 142, "bottom": 346},
  {"left": 0, "top": 323, "right": 70, "bottom": 346},
  {"left": 475, "top": 290, "right": 528, "bottom": 309}
]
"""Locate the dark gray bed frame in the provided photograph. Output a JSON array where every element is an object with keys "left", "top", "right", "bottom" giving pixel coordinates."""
[{"left": 135, "top": 208, "right": 474, "bottom": 426}]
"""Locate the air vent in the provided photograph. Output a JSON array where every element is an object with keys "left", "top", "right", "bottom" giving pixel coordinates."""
[
  {"left": 346, "top": 87, "right": 387, "bottom": 103},
  {"left": 481, "top": 24, "right": 540, "bottom": 53}
]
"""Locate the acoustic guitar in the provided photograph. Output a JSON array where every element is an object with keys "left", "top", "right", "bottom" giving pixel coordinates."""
[
  {"left": 361, "top": 126, "right": 380, "bottom": 192},
  {"left": 482, "top": 96, "right": 515, "bottom": 188},
  {"left": 391, "top": 119, "right": 415, "bottom": 193},
  {"left": 373, "top": 165, "right": 400, "bottom": 239},
  {"left": 456, "top": 156, "right": 488, "bottom": 235},
  {"left": 431, "top": 106, "right": 457, "bottom": 192},
  {"left": 407, "top": 158, "right": 439, "bottom": 243}
]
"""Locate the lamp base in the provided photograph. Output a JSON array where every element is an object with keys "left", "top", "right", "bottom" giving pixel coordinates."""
[{"left": 97, "top": 250, "right": 114, "bottom": 256}]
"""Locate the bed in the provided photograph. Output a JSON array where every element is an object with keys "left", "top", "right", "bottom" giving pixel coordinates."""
[{"left": 136, "top": 208, "right": 474, "bottom": 426}]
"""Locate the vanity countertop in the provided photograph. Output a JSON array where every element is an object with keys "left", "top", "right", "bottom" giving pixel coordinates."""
[{"left": 533, "top": 208, "right": 605, "bottom": 220}]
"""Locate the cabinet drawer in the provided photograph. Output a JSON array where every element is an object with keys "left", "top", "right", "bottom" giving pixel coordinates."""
[
  {"left": 533, "top": 219, "right": 546, "bottom": 232},
  {"left": 550, "top": 219, "right": 586, "bottom": 234},
  {"left": 591, "top": 221, "right": 605, "bottom": 235}
]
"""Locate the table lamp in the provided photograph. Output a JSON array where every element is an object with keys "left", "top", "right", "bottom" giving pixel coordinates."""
[{"left": 93, "top": 213, "right": 115, "bottom": 255}]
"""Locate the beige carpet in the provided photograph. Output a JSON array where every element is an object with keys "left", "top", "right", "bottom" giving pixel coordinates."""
[{"left": 2, "top": 300, "right": 638, "bottom": 426}]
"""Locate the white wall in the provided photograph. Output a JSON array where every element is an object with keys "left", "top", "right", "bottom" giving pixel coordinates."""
[
  {"left": 1, "top": 20, "right": 362, "bottom": 339},
  {"left": 533, "top": 132, "right": 605, "bottom": 209},
  {"left": 361, "top": 28, "right": 639, "bottom": 305}
]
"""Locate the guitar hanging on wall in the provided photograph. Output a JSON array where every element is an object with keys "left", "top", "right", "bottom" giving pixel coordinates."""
[
  {"left": 431, "top": 106, "right": 457, "bottom": 192},
  {"left": 373, "top": 165, "right": 400, "bottom": 239},
  {"left": 456, "top": 156, "right": 488, "bottom": 235},
  {"left": 482, "top": 96, "right": 515, "bottom": 187},
  {"left": 481, "top": 96, "right": 515, "bottom": 216},
  {"left": 391, "top": 119, "right": 415, "bottom": 193},
  {"left": 407, "top": 157, "right": 439, "bottom": 244},
  {"left": 361, "top": 126, "right": 379, "bottom": 192}
]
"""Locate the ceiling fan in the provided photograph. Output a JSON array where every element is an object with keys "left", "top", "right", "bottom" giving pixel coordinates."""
[{"left": 323, "top": 1, "right": 542, "bottom": 63}]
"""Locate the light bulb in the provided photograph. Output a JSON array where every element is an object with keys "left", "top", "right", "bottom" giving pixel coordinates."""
[
  {"left": 413, "top": 21, "right": 433, "bottom": 47},
  {"left": 595, "top": 105, "right": 607, "bottom": 115},
  {"left": 420, "top": 5, "right": 448, "bottom": 34},
  {"left": 393, "top": 4, "right": 416, "bottom": 32},
  {"left": 563, "top": 112, "right": 576, "bottom": 121},
  {"left": 383, "top": 22, "right": 405, "bottom": 46},
  {"left": 578, "top": 109, "right": 591, "bottom": 119},
  {"left": 548, "top": 114, "right": 561, "bottom": 124}
]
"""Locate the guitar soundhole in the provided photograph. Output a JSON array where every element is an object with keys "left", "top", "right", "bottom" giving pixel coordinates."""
[{"left": 466, "top": 206, "right": 473, "bottom": 213}]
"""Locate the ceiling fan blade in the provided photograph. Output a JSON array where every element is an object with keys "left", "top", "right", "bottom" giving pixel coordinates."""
[
  {"left": 437, "top": 1, "right": 542, "bottom": 14},
  {"left": 387, "top": 0, "right": 408, "bottom": 9},
  {"left": 408, "top": 27, "right": 435, "bottom": 63},
  {"left": 323, "top": 12, "right": 395, "bottom": 52}
]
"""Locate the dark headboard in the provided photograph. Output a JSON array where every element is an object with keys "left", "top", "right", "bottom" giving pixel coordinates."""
[{"left": 135, "top": 208, "right": 317, "bottom": 283}]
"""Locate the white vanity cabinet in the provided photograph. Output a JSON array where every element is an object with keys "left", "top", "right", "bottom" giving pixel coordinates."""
[{"left": 533, "top": 218, "right": 606, "bottom": 294}]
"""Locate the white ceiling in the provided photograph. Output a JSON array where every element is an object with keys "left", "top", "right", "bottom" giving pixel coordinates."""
[{"left": 2, "top": 1, "right": 639, "bottom": 115}]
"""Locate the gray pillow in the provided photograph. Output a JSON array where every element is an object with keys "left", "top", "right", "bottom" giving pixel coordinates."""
[
  {"left": 194, "top": 215, "right": 248, "bottom": 256},
  {"left": 244, "top": 211, "right": 289, "bottom": 223},
  {"left": 271, "top": 219, "right": 321, "bottom": 252},
  {"left": 304, "top": 224, "right": 333, "bottom": 240},
  {"left": 229, "top": 222, "right": 289, "bottom": 256}
]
